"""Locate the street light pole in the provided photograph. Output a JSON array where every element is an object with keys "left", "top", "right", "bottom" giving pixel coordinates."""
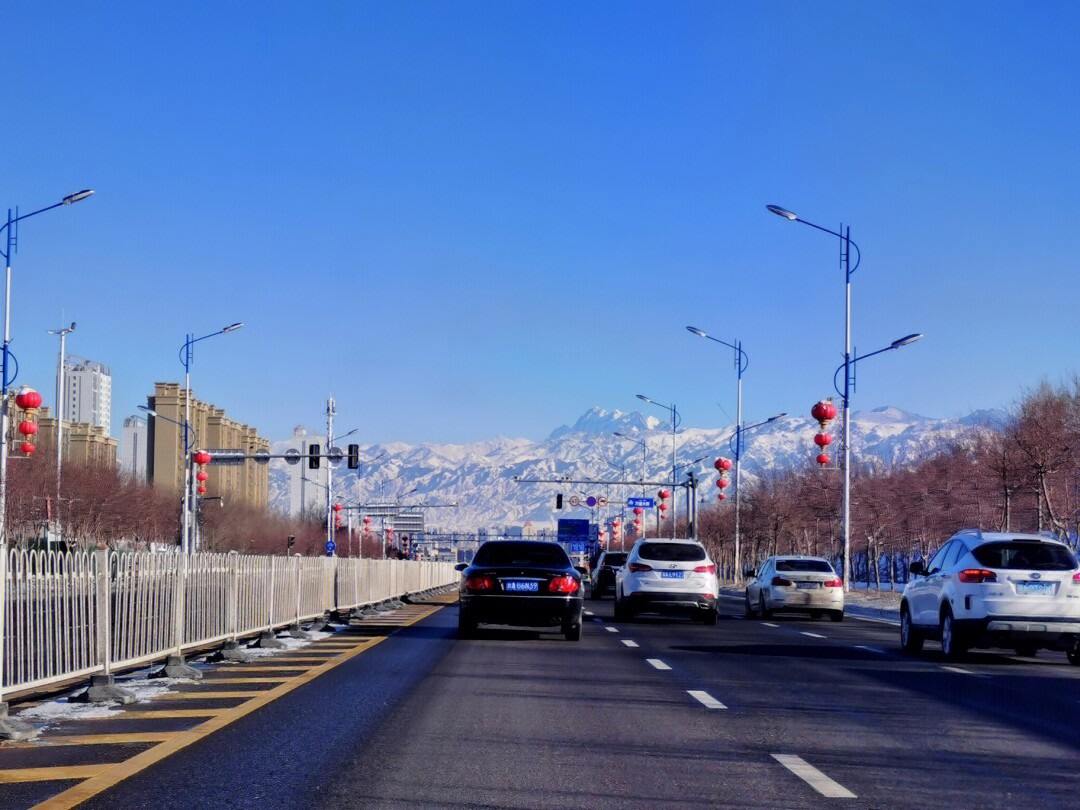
[
  {"left": 325, "top": 396, "right": 335, "bottom": 554},
  {"left": 179, "top": 323, "right": 244, "bottom": 554},
  {"left": 47, "top": 322, "right": 76, "bottom": 548},
  {"left": 637, "top": 394, "right": 678, "bottom": 538}
]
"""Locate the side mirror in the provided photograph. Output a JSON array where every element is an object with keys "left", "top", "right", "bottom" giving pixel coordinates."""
[
  {"left": 454, "top": 562, "right": 467, "bottom": 572},
  {"left": 908, "top": 561, "right": 925, "bottom": 576}
]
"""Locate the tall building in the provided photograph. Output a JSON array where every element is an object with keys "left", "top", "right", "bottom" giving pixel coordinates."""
[
  {"left": 63, "top": 359, "right": 111, "bottom": 434},
  {"left": 120, "top": 415, "right": 148, "bottom": 480}
]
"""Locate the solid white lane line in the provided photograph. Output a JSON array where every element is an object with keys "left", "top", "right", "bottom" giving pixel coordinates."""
[
  {"left": 855, "top": 645, "right": 887, "bottom": 654},
  {"left": 762, "top": 622, "right": 779, "bottom": 628},
  {"left": 621, "top": 639, "right": 639, "bottom": 648},
  {"left": 688, "top": 690, "right": 727, "bottom": 710},
  {"left": 646, "top": 658, "right": 671, "bottom": 671},
  {"left": 801, "top": 631, "right": 827, "bottom": 639},
  {"left": 772, "top": 754, "right": 856, "bottom": 799},
  {"left": 605, "top": 626, "right": 619, "bottom": 633}
]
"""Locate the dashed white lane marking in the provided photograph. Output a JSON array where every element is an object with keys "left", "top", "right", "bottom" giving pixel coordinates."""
[
  {"left": 801, "top": 631, "right": 827, "bottom": 639},
  {"left": 762, "top": 622, "right": 779, "bottom": 628},
  {"left": 584, "top": 611, "right": 594, "bottom": 617},
  {"left": 855, "top": 645, "right": 887, "bottom": 654},
  {"left": 646, "top": 658, "right": 671, "bottom": 671},
  {"left": 941, "top": 665, "right": 976, "bottom": 675},
  {"left": 688, "top": 690, "right": 727, "bottom": 710},
  {"left": 621, "top": 640, "right": 639, "bottom": 648},
  {"left": 772, "top": 754, "right": 856, "bottom": 798},
  {"left": 605, "top": 626, "right": 619, "bottom": 633}
]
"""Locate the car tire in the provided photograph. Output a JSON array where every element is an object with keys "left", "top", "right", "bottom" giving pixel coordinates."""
[
  {"left": 829, "top": 610, "right": 844, "bottom": 623},
  {"left": 457, "top": 612, "right": 476, "bottom": 640},
  {"left": 563, "top": 621, "right": 582, "bottom": 641},
  {"left": 702, "top": 608, "right": 718, "bottom": 626},
  {"left": 1067, "top": 649, "right": 1080, "bottom": 666},
  {"left": 900, "top": 605, "right": 923, "bottom": 654},
  {"left": 613, "top": 590, "right": 627, "bottom": 622},
  {"left": 810, "top": 610, "right": 822, "bottom": 620},
  {"left": 758, "top": 593, "right": 771, "bottom": 619},
  {"left": 940, "top": 608, "right": 967, "bottom": 661},
  {"left": 590, "top": 586, "right": 601, "bottom": 601},
  {"left": 1014, "top": 644, "right": 1037, "bottom": 658},
  {"left": 745, "top": 592, "right": 755, "bottom": 618}
]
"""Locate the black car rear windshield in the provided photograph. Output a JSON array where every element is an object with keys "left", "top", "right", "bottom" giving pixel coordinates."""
[
  {"left": 971, "top": 541, "right": 1078, "bottom": 571},
  {"left": 602, "top": 553, "right": 627, "bottom": 566},
  {"left": 472, "top": 542, "right": 570, "bottom": 568},
  {"left": 776, "top": 559, "right": 833, "bottom": 573},
  {"left": 637, "top": 543, "right": 706, "bottom": 562}
]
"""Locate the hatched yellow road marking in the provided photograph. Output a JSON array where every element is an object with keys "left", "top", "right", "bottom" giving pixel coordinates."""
[
  {"left": 218, "top": 665, "right": 312, "bottom": 672},
  {"left": 3, "top": 733, "right": 176, "bottom": 749},
  {"left": 1, "top": 765, "right": 116, "bottom": 784},
  {"left": 93, "top": 709, "right": 223, "bottom": 720},
  {"left": 194, "top": 677, "right": 290, "bottom": 684},
  {"left": 155, "top": 691, "right": 262, "bottom": 700},
  {"left": 34, "top": 601, "right": 446, "bottom": 810}
]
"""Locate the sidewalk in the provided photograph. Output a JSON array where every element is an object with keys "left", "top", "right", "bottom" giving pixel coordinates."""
[{"left": 719, "top": 584, "right": 901, "bottom": 623}]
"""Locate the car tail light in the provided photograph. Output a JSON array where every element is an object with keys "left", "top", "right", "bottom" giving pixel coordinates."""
[
  {"left": 694, "top": 564, "right": 716, "bottom": 574},
  {"left": 957, "top": 568, "right": 997, "bottom": 584},
  {"left": 628, "top": 563, "right": 653, "bottom": 573},
  {"left": 548, "top": 575, "right": 580, "bottom": 594},
  {"left": 823, "top": 578, "right": 842, "bottom": 588},
  {"left": 771, "top": 576, "right": 794, "bottom": 587},
  {"left": 464, "top": 574, "right": 497, "bottom": 591},
  {"left": 1072, "top": 572, "right": 1080, "bottom": 584}
]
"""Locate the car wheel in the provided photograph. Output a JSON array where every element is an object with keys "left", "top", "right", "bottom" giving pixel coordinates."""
[
  {"left": 1067, "top": 649, "right": 1080, "bottom": 666},
  {"left": 810, "top": 610, "right": 822, "bottom": 620},
  {"left": 758, "top": 592, "right": 771, "bottom": 619},
  {"left": 613, "top": 590, "right": 626, "bottom": 622},
  {"left": 702, "top": 607, "right": 718, "bottom": 626},
  {"left": 940, "top": 608, "right": 967, "bottom": 661},
  {"left": 900, "top": 605, "right": 923, "bottom": 654},
  {"left": 1014, "top": 643, "right": 1038, "bottom": 658},
  {"left": 563, "top": 621, "right": 582, "bottom": 641},
  {"left": 829, "top": 610, "right": 844, "bottom": 623},
  {"left": 457, "top": 612, "right": 476, "bottom": 640},
  {"left": 745, "top": 591, "right": 755, "bottom": 618},
  {"left": 590, "top": 585, "right": 601, "bottom": 601}
]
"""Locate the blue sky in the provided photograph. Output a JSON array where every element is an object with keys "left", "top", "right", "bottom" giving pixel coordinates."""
[{"left": 3, "top": 2, "right": 1078, "bottom": 446}]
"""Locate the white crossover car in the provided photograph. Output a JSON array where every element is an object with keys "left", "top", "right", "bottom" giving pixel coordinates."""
[
  {"left": 900, "top": 530, "right": 1080, "bottom": 662},
  {"left": 614, "top": 539, "right": 718, "bottom": 624}
]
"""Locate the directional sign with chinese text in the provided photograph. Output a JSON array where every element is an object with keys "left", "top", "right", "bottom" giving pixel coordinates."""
[{"left": 627, "top": 497, "right": 655, "bottom": 509}]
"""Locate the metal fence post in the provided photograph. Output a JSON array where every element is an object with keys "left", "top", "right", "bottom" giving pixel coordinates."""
[
  {"left": 226, "top": 551, "right": 238, "bottom": 640},
  {"left": 93, "top": 550, "right": 111, "bottom": 675}
]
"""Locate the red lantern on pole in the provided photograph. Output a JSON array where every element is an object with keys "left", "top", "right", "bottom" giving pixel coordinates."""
[
  {"left": 196, "top": 471, "right": 209, "bottom": 482},
  {"left": 20, "top": 442, "right": 35, "bottom": 456},
  {"left": 659, "top": 502, "right": 668, "bottom": 512},
  {"left": 333, "top": 504, "right": 343, "bottom": 513},
  {"left": 363, "top": 517, "right": 372, "bottom": 525},
  {"left": 714, "top": 457, "right": 732, "bottom": 472},
  {"left": 816, "top": 453, "right": 830, "bottom": 466},
  {"left": 718, "top": 493, "right": 727, "bottom": 501},
  {"left": 658, "top": 489, "right": 670, "bottom": 500},
  {"left": 197, "top": 485, "right": 207, "bottom": 494},
  {"left": 17, "top": 420, "right": 37, "bottom": 437},
  {"left": 193, "top": 451, "right": 212, "bottom": 466},
  {"left": 14, "top": 388, "right": 42, "bottom": 412},
  {"left": 814, "top": 433, "right": 832, "bottom": 447},
  {"left": 811, "top": 400, "right": 838, "bottom": 428},
  {"left": 633, "top": 507, "right": 644, "bottom": 516},
  {"left": 716, "top": 479, "right": 729, "bottom": 489}
]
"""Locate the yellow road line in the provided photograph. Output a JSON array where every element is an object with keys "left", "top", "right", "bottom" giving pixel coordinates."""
[
  {"left": 1, "top": 765, "right": 116, "bottom": 784},
  {"left": 194, "top": 677, "right": 290, "bottom": 684},
  {"left": 2, "top": 733, "right": 176, "bottom": 749},
  {"left": 93, "top": 709, "right": 223, "bottom": 720},
  {"left": 154, "top": 692, "right": 262, "bottom": 700},
  {"left": 219, "top": 665, "right": 311, "bottom": 672},
  {"left": 35, "top": 601, "right": 445, "bottom": 810}
]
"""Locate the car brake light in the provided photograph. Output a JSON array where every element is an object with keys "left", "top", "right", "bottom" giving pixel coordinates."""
[
  {"left": 823, "top": 578, "right": 842, "bottom": 588},
  {"left": 1072, "top": 572, "right": 1080, "bottom": 584},
  {"left": 628, "top": 563, "right": 653, "bottom": 573},
  {"left": 464, "top": 574, "right": 497, "bottom": 591},
  {"left": 771, "top": 576, "right": 794, "bottom": 587},
  {"left": 957, "top": 568, "right": 997, "bottom": 584},
  {"left": 694, "top": 564, "right": 716, "bottom": 574},
  {"left": 548, "top": 575, "right": 580, "bottom": 594}
]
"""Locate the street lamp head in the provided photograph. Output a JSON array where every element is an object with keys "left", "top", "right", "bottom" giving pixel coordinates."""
[
  {"left": 636, "top": 394, "right": 653, "bottom": 405},
  {"left": 61, "top": 189, "right": 95, "bottom": 205},
  {"left": 891, "top": 333, "right": 923, "bottom": 349},
  {"left": 768, "top": 413, "right": 787, "bottom": 422},
  {"left": 222, "top": 322, "right": 245, "bottom": 333},
  {"left": 137, "top": 405, "right": 159, "bottom": 417},
  {"left": 686, "top": 326, "right": 708, "bottom": 338},
  {"left": 766, "top": 204, "right": 798, "bottom": 221}
]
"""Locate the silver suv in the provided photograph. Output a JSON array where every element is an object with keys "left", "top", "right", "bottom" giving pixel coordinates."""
[
  {"left": 614, "top": 539, "right": 718, "bottom": 625},
  {"left": 900, "top": 530, "right": 1080, "bottom": 662}
]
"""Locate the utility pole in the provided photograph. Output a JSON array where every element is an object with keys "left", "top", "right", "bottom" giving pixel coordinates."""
[{"left": 325, "top": 396, "right": 335, "bottom": 554}]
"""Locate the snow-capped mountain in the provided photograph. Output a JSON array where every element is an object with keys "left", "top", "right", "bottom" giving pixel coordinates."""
[{"left": 268, "top": 406, "right": 993, "bottom": 532}]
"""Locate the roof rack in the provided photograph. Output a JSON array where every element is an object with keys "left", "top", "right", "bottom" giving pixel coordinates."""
[{"left": 954, "top": 528, "right": 985, "bottom": 543}]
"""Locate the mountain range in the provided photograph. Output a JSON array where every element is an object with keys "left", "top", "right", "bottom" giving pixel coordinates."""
[{"left": 267, "top": 406, "right": 1004, "bottom": 532}]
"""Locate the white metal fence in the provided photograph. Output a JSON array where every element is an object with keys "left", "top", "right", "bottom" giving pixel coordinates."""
[{"left": 0, "top": 549, "right": 456, "bottom": 701}]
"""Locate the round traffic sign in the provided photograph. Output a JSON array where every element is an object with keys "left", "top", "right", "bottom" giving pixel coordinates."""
[
  {"left": 569, "top": 495, "right": 580, "bottom": 507},
  {"left": 253, "top": 449, "right": 271, "bottom": 465},
  {"left": 585, "top": 496, "right": 597, "bottom": 508},
  {"left": 283, "top": 449, "right": 301, "bottom": 465},
  {"left": 327, "top": 447, "right": 344, "bottom": 465},
  {"left": 598, "top": 496, "right": 608, "bottom": 507},
  {"left": 325, "top": 540, "right": 336, "bottom": 552}
]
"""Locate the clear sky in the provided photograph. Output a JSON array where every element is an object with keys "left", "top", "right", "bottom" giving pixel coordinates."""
[{"left": 3, "top": 2, "right": 1078, "bottom": 446}]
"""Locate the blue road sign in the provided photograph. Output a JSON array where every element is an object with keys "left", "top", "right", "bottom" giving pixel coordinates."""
[
  {"left": 628, "top": 497, "right": 655, "bottom": 509},
  {"left": 325, "top": 540, "right": 336, "bottom": 553}
]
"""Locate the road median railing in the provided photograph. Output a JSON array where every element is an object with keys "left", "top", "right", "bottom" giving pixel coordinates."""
[{"left": 1, "top": 548, "right": 457, "bottom": 710}]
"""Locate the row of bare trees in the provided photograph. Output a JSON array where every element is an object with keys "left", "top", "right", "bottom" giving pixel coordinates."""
[{"left": 690, "top": 380, "right": 1080, "bottom": 581}]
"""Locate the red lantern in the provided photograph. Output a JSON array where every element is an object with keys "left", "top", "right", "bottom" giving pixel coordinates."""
[
  {"left": 659, "top": 502, "right": 668, "bottom": 512},
  {"left": 197, "top": 485, "right": 207, "bottom": 494},
  {"left": 816, "top": 453, "right": 830, "bottom": 466},
  {"left": 363, "top": 517, "right": 372, "bottom": 525},
  {"left": 196, "top": 471, "right": 209, "bottom": 482},
  {"left": 633, "top": 507, "right": 644, "bottom": 516},
  {"left": 716, "top": 479, "right": 729, "bottom": 489},
  {"left": 15, "top": 388, "right": 42, "bottom": 412},
  {"left": 714, "top": 457, "right": 732, "bottom": 472},
  {"left": 20, "top": 442, "right": 34, "bottom": 456},
  {"left": 17, "top": 421, "right": 37, "bottom": 436},
  {"left": 814, "top": 433, "right": 832, "bottom": 447},
  {"left": 333, "top": 504, "right": 343, "bottom": 513},
  {"left": 811, "top": 400, "right": 838, "bottom": 426},
  {"left": 193, "top": 451, "right": 212, "bottom": 466},
  {"left": 718, "top": 493, "right": 727, "bottom": 501},
  {"left": 658, "top": 489, "right": 670, "bottom": 500}
]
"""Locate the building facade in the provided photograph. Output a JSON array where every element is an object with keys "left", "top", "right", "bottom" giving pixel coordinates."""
[
  {"left": 63, "top": 359, "right": 111, "bottom": 433},
  {"left": 120, "top": 415, "right": 148, "bottom": 480},
  {"left": 146, "top": 382, "right": 269, "bottom": 509},
  {"left": 7, "top": 400, "right": 118, "bottom": 467}
]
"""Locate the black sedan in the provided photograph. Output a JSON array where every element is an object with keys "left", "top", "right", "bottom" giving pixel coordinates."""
[{"left": 457, "top": 541, "right": 584, "bottom": 641}]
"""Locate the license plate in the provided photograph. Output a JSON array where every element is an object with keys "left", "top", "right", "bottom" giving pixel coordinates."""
[
  {"left": 503, "top": 580, "right": 538, "bottom": 593},
  {"left": 660, "top": 571, "right": 683, "bottom": 579},
  {"left": 796, "top": 582, "right": 819, "bottom": 590},
  {"left": 1017, "top": 581, "right": 1053, "bottom": 595}
]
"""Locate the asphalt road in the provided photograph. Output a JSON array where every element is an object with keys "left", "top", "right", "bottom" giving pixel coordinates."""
[{"left": 55, "top": 594, "right": 1080, "bottom": 809}]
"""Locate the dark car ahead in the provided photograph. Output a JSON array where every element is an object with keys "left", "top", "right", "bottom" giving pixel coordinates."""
[
  {"left": 457, "top": 540, "right": 584, "bottom": 641},
  {"left": 590, "top": 551, "right": 628, "bottom": 599}
]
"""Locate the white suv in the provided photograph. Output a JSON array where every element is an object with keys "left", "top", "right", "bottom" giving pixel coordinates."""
[
  {"left": 900, "top": 530, "right": 1080, "bottom": 662},
  {"left": 614, "top": 539, "right": 718, "bottom": 625}
]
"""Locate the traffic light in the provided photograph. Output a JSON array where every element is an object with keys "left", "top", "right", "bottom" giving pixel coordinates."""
[
  {"left": 308, "top": 444, "right": 320, "bottom": 469},
  {"left": 347, "top": 444, "right": 360, "bottom": 469},
  {"left": 555, "top": 493, "right": 563, "bottom": 510}
]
